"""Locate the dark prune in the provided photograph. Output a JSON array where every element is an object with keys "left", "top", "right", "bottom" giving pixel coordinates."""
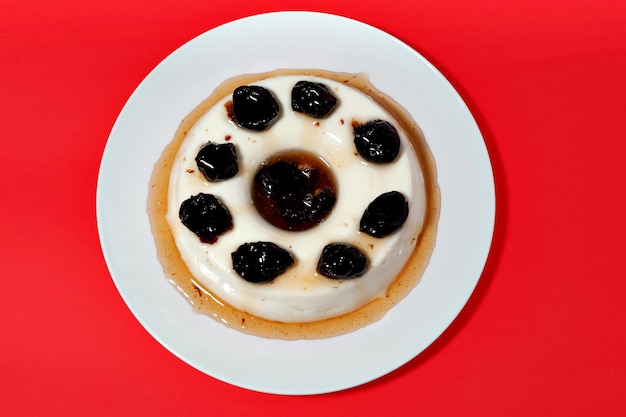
[
  {"left": 309, "top": 188, "right": 336, "bottom": 218},
  {"left": 360, "top": 191, "right": 409, "bottom": 238},
  {"left": 291, "top": 81, "right": 338, "bottom": 118},
  {"left": 231, "top": 242, "right": 295, "bottom": 283},
  {"left": 252, "top": 151, "right": 337, "bottom": 231},
  {"left": 179, "top": 193, "right": 233, "bottom": 243},
  {"left": 353, "top": 119, "right": 401, "bottom": 163},
  {"left": 255, "top": 160, "right": 309, "bottom": 199},
  {"left": 232, "top": 85, "right": 280, "bottom": 131},
  {"left": 317, "top": 243, "right": 368, "bottom": 279},
  {"left": 195, "top": 141, "right": 239, "bottom": 182}
]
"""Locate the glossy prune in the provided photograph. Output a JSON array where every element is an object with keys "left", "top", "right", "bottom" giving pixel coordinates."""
[
  {"left": 232, "top": 85, "right": 280, "bottom": 131},
  {"left": 252, "top": 151, "right": 337, "bottom": 231},
  {"left": 359, "top": 191, "right": 409, "bottom": 238},
  {"left": 179, "top": 193, "right": 233, "bottom": 243},
  {"left": 353, "top": 119, "right": 401, "bottom": 163},
  {"left": 231, "top": 241, "right": 295, "bottom": 283},
  {"left": 195, "top": 141, "right": 239, "bottom": 181},
  {"left": 317, "top": 243, "right": 368, "bottom": 279},
  {"left": 291, "top": 81, "right": 338, "bottom": 118}
]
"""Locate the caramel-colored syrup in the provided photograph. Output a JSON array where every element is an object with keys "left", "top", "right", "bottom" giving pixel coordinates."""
[{"left": 147, "top": 69, "right": 440, "bottom": 340}]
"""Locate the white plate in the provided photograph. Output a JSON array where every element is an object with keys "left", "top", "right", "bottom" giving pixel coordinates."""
[{"left": 97, "top": 11, "right": 495, "bottom": 395}]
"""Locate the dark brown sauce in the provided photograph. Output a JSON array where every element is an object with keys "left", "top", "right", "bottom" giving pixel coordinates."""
[{"left": 147, "top": 69, "right": 440, "bottom": 340}]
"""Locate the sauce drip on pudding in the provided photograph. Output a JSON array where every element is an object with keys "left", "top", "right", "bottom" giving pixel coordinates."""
[{"left": 148, "top": 69, "right": 440, "bottom": 339}]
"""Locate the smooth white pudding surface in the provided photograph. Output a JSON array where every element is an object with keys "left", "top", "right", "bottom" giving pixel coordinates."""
[{"left": 166, "top": 74, "right": 426, "bottom": 323}]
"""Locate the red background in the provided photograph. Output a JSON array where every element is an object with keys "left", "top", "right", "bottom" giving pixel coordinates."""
[{"left": 2, "top": 0, "right": 625, "bottom": 415}]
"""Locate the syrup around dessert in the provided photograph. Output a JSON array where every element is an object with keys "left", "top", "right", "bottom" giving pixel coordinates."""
[{"left": 148, "top": 69, "right": 440, "bottom": 339}]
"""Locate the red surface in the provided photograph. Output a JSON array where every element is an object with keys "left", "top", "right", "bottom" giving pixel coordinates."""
[{"left": 2, "top": 0, "right": 625, "bottom": 415}]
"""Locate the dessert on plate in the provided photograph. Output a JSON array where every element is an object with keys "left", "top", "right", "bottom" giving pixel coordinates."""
[{"left": 148, "top": 69, "right": 439, "bottom": 339}]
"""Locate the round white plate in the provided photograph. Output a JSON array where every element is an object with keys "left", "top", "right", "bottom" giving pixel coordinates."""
[{"left": 97, "top": 11, "right": 495, "bottom": 395}]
